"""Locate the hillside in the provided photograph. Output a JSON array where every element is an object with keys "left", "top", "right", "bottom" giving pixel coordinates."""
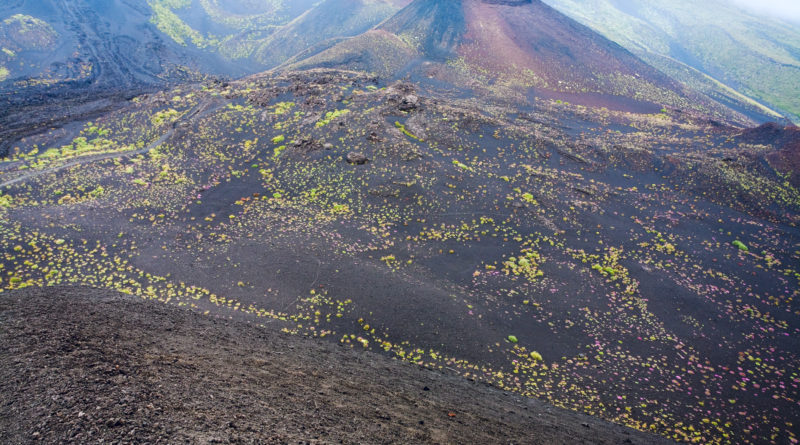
[
  {"left": 0, "top": 0, "right": 409, "bottom": 89},
  {"left": 0, "top": 285, "right": 673, "bottom": 444},
  {"left": 251, "top": 0, "right": 412, "bottom": 68},
  {"left": 1, "top": 69, "right": 798, "bottom": 443},
  {"left": 2, "top": 3, "right": 800, "bottom": 445},
  {"left": 0, "top": 0, "right": 409, "bottom": 157},
  {"left": 541, "top": 0, "right": 800, "bottom": 122},
  {"left": 0, "top": 0, "right": 261, "bottom": 90},
  {"left": 0, "top": 0, "right": 248, "bottom": 158},
  {"left": 287, "top": 0, "right": 763, "bottom": 124}
]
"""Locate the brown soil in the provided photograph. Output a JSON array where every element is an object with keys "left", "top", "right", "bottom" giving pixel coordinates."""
[
  {"left": 0, "top": 286, "right": 671, "bottom": 444},
  {"left": 739, "top": 122, "right": 800, "bottom": 186}
]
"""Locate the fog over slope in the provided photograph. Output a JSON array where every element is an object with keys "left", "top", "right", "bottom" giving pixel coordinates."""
[{"left": 729, "top": 0, "right": 800, "bottom": 22}]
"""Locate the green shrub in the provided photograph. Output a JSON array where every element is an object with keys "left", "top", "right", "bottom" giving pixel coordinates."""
[{"left": 316, "top": 109, "right": 350, "bottom": 128}]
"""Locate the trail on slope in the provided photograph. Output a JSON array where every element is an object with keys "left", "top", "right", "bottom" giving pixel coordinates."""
[{"left": 0, "top": 98, "right": 220, "bottom": 190}]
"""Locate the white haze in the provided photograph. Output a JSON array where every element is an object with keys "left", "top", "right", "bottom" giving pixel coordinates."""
[{"left": 728, "top": 0, "right": 800, "bottom": 22}]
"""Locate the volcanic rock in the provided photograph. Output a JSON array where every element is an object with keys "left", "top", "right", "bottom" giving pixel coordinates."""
[{"left": 346, "top": 152, "right": 369, "bottom": 164}]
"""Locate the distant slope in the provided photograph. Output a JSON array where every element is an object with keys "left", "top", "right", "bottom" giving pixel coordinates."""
[
  {"left": 0, "top": 0, "right": 255, "bottom": 90},
  {"left": 541, "top": 0, "right": 800, "bottom": 121},
  {"left": 0, "top": 0, "right": 409, "bottom": 157},
  {"left": 0, "top": 286, "right": 673, "bottom": 444},
  {"left": 0, "top": 0, "right": 251, "bottom": 157},
  {"left": 251, "top": 0, "right": 411, "bottom": 68},
  {"left": 285, "top": 29, "right": 418, "bottom": 75},
  {"left": 146, "top": 0, "right": 409, "bottom": 69},
  {"left": 0, "top": 13, "right": 60, "bottom": 82},
  {"left": 0, "top": 0, "right": 237, "bottom": 157},
  {"left": 0, "top": 0, "right": 404, "bottom": 90},
  {"left": 286, "top": 0, "right": 751, "bottom": 122}
]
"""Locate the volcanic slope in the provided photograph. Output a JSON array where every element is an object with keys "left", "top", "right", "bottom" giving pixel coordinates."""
[
  {"left": 252, "top": 0, "right": 413, "bottom": 68},
  {"left": 542, "top": 0, "right": 800, "bottom": 122},
  {"left": 286, "top": 0, "right": 750, "bottom": 123},
  {"left": 0, "top": 0, "right": 409, "bottom": 157},
  {"left": 0, "top": 285, "right": 673, "bottom": 444},
  {"left": 1, "top": 69, "right": 799, "bottom": 443},
  {"left": 0, "top": 0, "right": 241, "bottom": 158},
  {"left": 0, "top": 0, "right": 410, "bottom": 92},
  {"left": 0, "top": 0, "right": 308, "bottom": 90}
]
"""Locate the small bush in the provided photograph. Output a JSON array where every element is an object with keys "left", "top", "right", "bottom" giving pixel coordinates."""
[{"left": 732, "top": 240, "right": 748, "bottom": 251}]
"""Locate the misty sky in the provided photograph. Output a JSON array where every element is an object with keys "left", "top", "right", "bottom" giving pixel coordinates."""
[{"left": 729, "top": 0, "right": 800, "bottom": 22}]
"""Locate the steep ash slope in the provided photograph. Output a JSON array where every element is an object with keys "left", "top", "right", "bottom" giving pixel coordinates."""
[{"left": 288, "top": 0, "right": 748, "bottom": 123}]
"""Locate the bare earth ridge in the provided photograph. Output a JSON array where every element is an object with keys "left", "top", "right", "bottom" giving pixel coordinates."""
[{"left": 0, "top": 286, "right": 671, "bottom": 444}]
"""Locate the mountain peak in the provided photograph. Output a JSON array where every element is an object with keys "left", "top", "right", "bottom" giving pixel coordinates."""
[
  {"left": 288, "top": 0, "right": 729, "bottom": 117},
  {"left": 481, "top": 0, "right": 533, "bottom": 5}
]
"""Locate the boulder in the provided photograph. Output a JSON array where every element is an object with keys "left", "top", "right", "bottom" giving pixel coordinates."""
[
  {"left": 398, "top": 95, "right": 419, "bottom": 111},
  {"left": 346, "top": 152, "right": 369, "bottom": 165}
]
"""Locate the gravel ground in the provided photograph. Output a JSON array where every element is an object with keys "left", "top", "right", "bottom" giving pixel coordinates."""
[{"left": 0, "top": 286, "right": 672, "bottom": 444}]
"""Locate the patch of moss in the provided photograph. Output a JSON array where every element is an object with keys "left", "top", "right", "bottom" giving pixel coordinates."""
[
  {"left": 395, "top": 121, "right": 420, "bottom": 140},
  {"left": 316, "top": 109, "right": 350, "bottom": 128},
  {"left": 147, "top": 0, "right": 214, "bottom": 48}
]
